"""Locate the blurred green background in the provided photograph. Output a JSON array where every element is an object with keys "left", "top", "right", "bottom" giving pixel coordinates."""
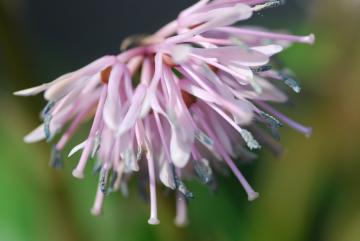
[{"left": 0, "top": 0, "right": 359, "bottom": 241}]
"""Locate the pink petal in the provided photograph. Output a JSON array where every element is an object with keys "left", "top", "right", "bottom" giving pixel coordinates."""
[
  {"left": 167, "top": 4, "right": 253, "bottom": 44},
  {"left": 45, "top": 56, "right": 116, "bottom": 101},
  {"left": 159, "top": 161, "right": 176, "bottom": 189},
  {"left": 23, "top": 124, "right": 46, "bottom": 143},
  {"left": 117, "top": 84, "right": 147, "bottom": 136},
  {"left": 251, "top": 44, "right": 283, "bottom": 56},
  {"left": 140, "top": 53, "right": 163, "bottom": 117},
  {"left": 44, "top": 74, "right": 84, "bottom": 101},
  {"left": 103, "top": 63, "right": 124, "bottom": 130},
  {"left": 192, "top": 46, "right": 269, "bottom": 66},
  {"left": 231, "top": 76, "right": 288, "bottom": 103},
  {"left": 14, "top": 83, "right": 52, "bottom": 96}
]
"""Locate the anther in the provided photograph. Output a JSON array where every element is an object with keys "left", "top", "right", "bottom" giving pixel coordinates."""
[
  {"left": 239, "top": 128, "right": 261, "bottom": 150},
  {"left": 251, "top": 65, "right": 272, "bottom": 73},
  {"left": 41, "top": 101, "right": 56, "bottom": 120},
  {"left": 253, "top": 0, "right": 286, "bottom": 12},
  {"left": 50, "top": 146, "right": 64, "bottom": 169},
  {"left": 194, "top": 158, "right": 213, "bottom": 185},
  {"left": 277, "top": 69, "right": 301, "bottom": 93},
  {"left": 44, "top": 114, "right": 53, "bottom": 142}
]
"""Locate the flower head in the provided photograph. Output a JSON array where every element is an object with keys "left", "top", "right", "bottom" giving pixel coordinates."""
[{"left": 15, "top": 0, "right": 314, "bottom": 226}]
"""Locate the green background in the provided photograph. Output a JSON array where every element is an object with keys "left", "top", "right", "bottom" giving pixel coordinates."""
[{"left": 0, "top": 0, "right": 359, "bottom": 241}]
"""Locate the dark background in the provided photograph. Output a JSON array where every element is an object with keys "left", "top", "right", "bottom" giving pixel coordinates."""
[{"left": 0, "top": 0, "right": 359, "bottom": 241}]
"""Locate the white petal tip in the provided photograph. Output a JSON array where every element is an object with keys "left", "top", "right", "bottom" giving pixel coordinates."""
[
  {"left": 173, "top": 159, "right": 190, "bottom": 169},
  {"left": 14, "top": 84, "right": 51, "bottom": 97},
  {"left": 23, "top": 136, "right": 39, "bottom": 144},
  {"left": 171, "top": 44, "right": 192, "bottom": 64},
  {"left": 72, "top": 169, "right": 85, "bottom": 179},
  {"left": 23, "top": 125, "right": 46, "bottom": 143},
  {"left": 44, "top": 92, "right": 58, "bottom": 102},
  {"left": 68, "top": 141, "right": 87, "bottom": 157},
  {"left": 248, "top": 192, "right": 260, "bottom": 201},
  {"left": 13, "top": 90, "right": 27, "bottom": 96},
  {"left": 148, "top": 218, "right": 160, "bottom": 225},
  {"left": 13, "top": 87, "right": 45, "bottom": 96}
]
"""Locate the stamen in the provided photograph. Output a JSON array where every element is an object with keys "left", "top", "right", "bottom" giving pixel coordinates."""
[
  {"left": 120, "top": 180, "right": 129, "bottom": 197},
  {"left": 234, "top": 146, "right": 258, "bottom": 163},
  {"left": 195, "top": 107, "right": 259, "bottom": 201},
  {"left": 91, "top": 132, "right": 101, "bottom": 159},
  {"left": 174, "top": 191, "right": 188, "bottom": 227},
  {"left": 279, "top": 70, "right": 301, "bottom": 93},
  {"left": 259, "top": 111, "right": 283, "bottom": 128},
  {"left": 208, "top": 104, "right": 261, "bottom": 150},
  {"left": 99, "top": 167, "right": 109, "bottom": 194},
  {"left": 239, "top": 128, "right": 262, "bottom": 150},
  {"left": 253, "top": 0, "right": 285, "bottom": 12},
  {"left": 92, "top": 159, "right": 102, "bottom": 174},
  {"left": 40, "top": 101, "right": 56, "bottom": 120},
  {"left": 107, "top": 171, "right": 118, "bottom": 194},
  {"left": 176, "top": 178, "right": 194, "bottom": 199},
  {"left": 251, "top": 65, "right": 272, "bottom": 73},
  {"left": 218, "top": 27, "right": 315, "bottom": 45},
  {"left": 223, "top": 150, "right": 259, "bottom": 201},
  {"left": 259, "top": 111, "right": 283, "bottom": 140},
  {"left": 256, "top": 101, "right": 312, "bottom": 137},
  {"left": 91, "top": 188, "right": 105, "bottom": 216},
  {"left": 194, "top": 158, "right": 213, "bottom": 184},
  {"left": 195, "top": 130, "right": 214, "bottom": 151},
  {"left": 146, "top": 145, "right": 160, "bottom": 225},
  {"left": 124, "top": 150, "right": 139, "bottom": 173},
  {"left": 57, "top": 104, "right": 96, "bottom": 151},
  {"left": 173, "top": 166, "right": 194, "bottom": 199},
  {"left": 44, "top": 114, "right": 52, "bottom": 142},
  {"left": 50, "top": 146, "right": 63, "bottom": 169},
  {"left": 112, "top": 162, "right": 125, "bottom": 191},
  {"left": 72, "top": 87, "right": 108, "bottom": 179}
]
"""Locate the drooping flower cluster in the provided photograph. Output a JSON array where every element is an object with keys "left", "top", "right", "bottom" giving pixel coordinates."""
[{"left": 15, "top": 0, "right": 314, "bottom": 226}]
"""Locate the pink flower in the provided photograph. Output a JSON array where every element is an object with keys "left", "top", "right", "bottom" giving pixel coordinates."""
[{"left": 15, "top": 0, "right": 314, "bottom": 226}]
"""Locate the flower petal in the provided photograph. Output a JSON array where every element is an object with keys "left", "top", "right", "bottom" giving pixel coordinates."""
[
  {"left": 23, "top": 124, "right": 46, "bottom": 143},
  {"left": 117, "top": 84, "right": 147, "bottom": 136},
  {"left": 140, "top": 53, "right": 163, "bottom": 117},
  {"left": 169, "top": 123, "right": 192, "bottom": 168},
  {"left": 68, "top": 140, "right": 87, "bottom": 157},
  {"left": 192, "top": 46, "right": 269, "bottom": 66},
  {"left": 167, "top": 4, "right": 253, "bottom": 44},
  {"left": 103, "top": 63, "right": 124, "bottom": 130},
  {"left": 14, "top": 83, "right": 52, "bottom": 96},
  {"left": 251, "top": 44, "right": 283, "bottom": 56},
  {"left": 45, "top": 56, "right": 116, "bottom": 101},
  {"left": 44, "top": 74, "right": 82, "bottom": 101},
  {"left": 159, "top": 162, "right": 176, "bottom": 190}
]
